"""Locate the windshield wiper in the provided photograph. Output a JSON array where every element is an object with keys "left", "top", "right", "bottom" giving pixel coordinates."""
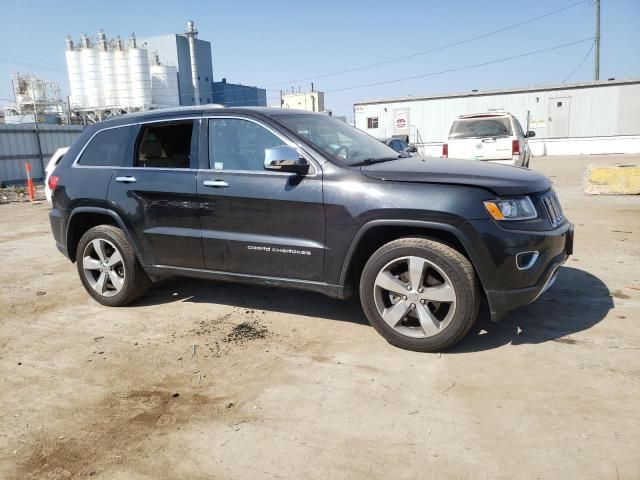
[{"left": 351, "top": 155, "right": 402, "bottom": 167}]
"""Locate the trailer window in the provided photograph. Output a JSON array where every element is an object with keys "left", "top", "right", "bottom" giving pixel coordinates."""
[{"left": 367, "top": 117, "right": 379, "bottom": 129}]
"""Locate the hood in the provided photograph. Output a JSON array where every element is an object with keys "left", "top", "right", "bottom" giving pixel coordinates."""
[{"left": 360, "top": 156, "right": 551, "bottom": 196}]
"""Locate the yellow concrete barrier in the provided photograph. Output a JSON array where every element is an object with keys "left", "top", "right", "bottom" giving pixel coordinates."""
[{"left": 584, "top": 164, "right": 640, "bottom": 195}]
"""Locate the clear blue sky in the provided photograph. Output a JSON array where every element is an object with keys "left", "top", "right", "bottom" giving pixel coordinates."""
[{"left": 1, "top": 0, "right": 638, "bottom": 119}]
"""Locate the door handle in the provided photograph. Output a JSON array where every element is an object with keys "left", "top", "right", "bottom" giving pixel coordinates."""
[
  {"left": 203, "top": 180, "right": 230, "bottom": 188},
  {"left": 115, "top": 176, "right": 137, "bottom": 183}
]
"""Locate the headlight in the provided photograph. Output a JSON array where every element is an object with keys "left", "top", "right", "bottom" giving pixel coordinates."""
[{"left": 483, "top": 196, "right": 537, "bottom": 221}]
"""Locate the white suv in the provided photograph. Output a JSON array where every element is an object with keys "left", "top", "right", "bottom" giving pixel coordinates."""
[{"left": 442, "top": 113, "right": 535, "bottom": 167}]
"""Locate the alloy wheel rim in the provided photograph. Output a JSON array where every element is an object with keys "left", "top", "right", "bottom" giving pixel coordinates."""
[
  {"left": 373, "top": 256, "right": 457, "bottom": 338},
  {"left": 82, "top": 239, "right": 125, "bottom": 297}
]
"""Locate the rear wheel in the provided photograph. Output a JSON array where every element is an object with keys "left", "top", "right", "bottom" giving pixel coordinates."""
[
  {"left": 76, "top": 225, "right": 151, "bottom": 306},
  {"left": 359, "top": 237, "right": 480, "bottom": 352}
]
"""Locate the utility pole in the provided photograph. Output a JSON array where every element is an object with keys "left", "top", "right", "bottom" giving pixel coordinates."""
[{"left": 594, "top": 0, "right": 601, "bottom": 80}]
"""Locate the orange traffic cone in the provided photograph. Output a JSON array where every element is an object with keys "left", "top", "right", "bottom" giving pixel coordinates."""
[{"left": 25, "top": 163, "right": 36, "bottom": 202}]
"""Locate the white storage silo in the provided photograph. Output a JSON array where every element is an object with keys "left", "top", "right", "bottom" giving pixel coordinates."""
[
  {"left": 65, "top": 37, "right": 85, "bottom": 108},
  {"left": 127, "top": 34, "right": 152, "bottom": 109},
  {"left": 97, "top": 30, "right": 117, "bottom": 108},
  {"left": 80, "top": 37, "right": 103, "bottom": 108},
  {"left": 100, "top": 49, "right": 117, "bottom": 107},
  {"left": 114, "top": 39, "right": 131, "bottom": 108},
  {"left": 151, "top": 64, "right": 180, "bottom": 108}
]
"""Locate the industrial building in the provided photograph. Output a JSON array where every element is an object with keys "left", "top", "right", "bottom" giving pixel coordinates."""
[
  {"left": 62, "top": 21, "right": 269, "bottom": 120},
  {"left": 3, "top": 73, "right": 65, "bottom": 124},
  {"left": 282, "top": 91, "right": 325, "bottom": 112},
  {"left": 65, "top": 30, "right": 182, "bottom": 120},
  {"left": 140, "top": 22, "right": 213, "bottom": 106},
  {"left": 354, "top": 78, "right": 640, "bottom": 156},
  {"left": 212, "top": 79, "right": 266, "bottom": 107}
]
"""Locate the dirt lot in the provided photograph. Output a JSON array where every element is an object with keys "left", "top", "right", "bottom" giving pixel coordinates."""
[{"left": 1, "top": 154, "right": 639, "bottom": 479}]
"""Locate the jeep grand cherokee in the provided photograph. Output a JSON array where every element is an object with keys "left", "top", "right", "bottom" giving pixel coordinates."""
[{"left": 48, "top": 106, "right": 573, "bottom": 352}]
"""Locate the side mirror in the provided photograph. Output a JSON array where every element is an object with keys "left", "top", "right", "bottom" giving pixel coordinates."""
[
  {"left": 525, "top": 131, "right": 536, "bottom": 138},
  {"left": 264, "top": 146, "right": 310, "bottom": 175},
  {"left": 409, "top": 145, "right": 418, "bottom": 153}
]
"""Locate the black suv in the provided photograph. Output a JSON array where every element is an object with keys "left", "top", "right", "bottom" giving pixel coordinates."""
[{"left": 48, "top": 106, "right": 573, "bottom": 352}]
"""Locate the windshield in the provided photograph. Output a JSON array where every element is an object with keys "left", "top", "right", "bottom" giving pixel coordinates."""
[
  {"left": 449, "top": 117, "right": 512, "bottom": 139},
  {"left": 275, "top": 114, "right": 400, "bottom": 165}
]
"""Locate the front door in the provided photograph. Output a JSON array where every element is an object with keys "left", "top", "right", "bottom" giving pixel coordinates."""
[
  {"left": 108, "top": 118, "right": 204, "bottom": 269},
  {"left": 197, "top": 116, "right": 325, "bottom": 281},
  {"left": 548, "top": 97, "right": 571, "bottom": 138}
]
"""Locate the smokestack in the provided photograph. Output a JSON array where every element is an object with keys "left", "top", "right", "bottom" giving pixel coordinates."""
[{"left": 185, "top": 20, "right": 200, "bottom": 106}]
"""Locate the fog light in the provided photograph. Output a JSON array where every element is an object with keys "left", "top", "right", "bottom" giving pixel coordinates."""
[{"left": 516, "top": 251, "right": 539, "bottom": 270}]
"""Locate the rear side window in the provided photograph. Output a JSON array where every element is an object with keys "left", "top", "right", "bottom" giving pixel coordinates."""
[
  {"left": 513, "top": 118, "right": 524, "bottom": 137},
  {"left": 135, "top": 121, "right": 193, "bottom": 168},
  {"left": 449, "top": 117, "right": 513, "bottom": 139},
  {"left": 77, "top": 127, "right": 131, "bottom": 167}
]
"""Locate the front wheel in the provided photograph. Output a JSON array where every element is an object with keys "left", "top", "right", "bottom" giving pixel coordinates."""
[
  {"left": 76, "top": 225, "right": 151, "bottom": 306},
  {"left": 359, "top": 237, "right": 480, "bottom": 352}
]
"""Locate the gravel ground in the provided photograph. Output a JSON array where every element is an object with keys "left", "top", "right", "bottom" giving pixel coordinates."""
[{"left": 0, "top": 154, "right": 639, "bottom": 479}]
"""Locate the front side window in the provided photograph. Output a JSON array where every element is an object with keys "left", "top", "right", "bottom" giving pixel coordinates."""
[
  {"left": 135, "top": 121, "right": 193, "bottom": 168},
  {"left": 391, "top": 140, "right": 405, "bottom": 151},
  {"left": 449, "top": 117, "right": 513, "bottom": 139},
  {"left": 78, "top": 126, "right": 131, "bottom": 167},
  {"left": 208, "top": 118, "right": 285, "bottom": 171},
  {"left": 367, "top": 117, "right": 379, "bottom": 129}
]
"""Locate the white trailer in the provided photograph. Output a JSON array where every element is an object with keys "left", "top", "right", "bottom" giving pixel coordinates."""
[{"left": 354, "top": 78, "right": 640, "bottom": 156}]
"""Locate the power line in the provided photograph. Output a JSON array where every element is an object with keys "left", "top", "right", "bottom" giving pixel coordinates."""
[
  {"left": 0, "top": 57, "right": 66, "bottom": 72},
  {"left": 326, "top": 37, "right": 595, "bottom": 93},
  {"left": 262, "top": 0, "right": 591, "bottom": 87},
  {"left": 563, "top": 40, "right": 595, "bottom": 82},
  {"left": 0, "top": 53, "right": 66, "bottom": 70}
]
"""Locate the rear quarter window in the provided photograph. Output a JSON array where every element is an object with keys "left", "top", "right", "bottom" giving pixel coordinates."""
[
  {"left": 77, "top": 126, "right": 132, "bottom": 167},
  {"left": 449, "top": 118, "right": 512, "bottom": 139}
]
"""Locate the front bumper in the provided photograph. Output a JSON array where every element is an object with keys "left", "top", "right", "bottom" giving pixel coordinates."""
[{"left": 479, "top": 221, "right": 574, "bottom": 320}]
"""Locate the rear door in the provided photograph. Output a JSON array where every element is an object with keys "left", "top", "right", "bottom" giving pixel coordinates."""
[
  {"left": 548, "top": 97, "right": 571, "bottom": 137},
  {"left": 197, "top": 115, "right": 325, "bottom": 281},
  {"left": 447, "top": 116, "right": 513, "bottom": 161},
  {"left": 107, "top": 117, "right": 204, "bottom": 269}
]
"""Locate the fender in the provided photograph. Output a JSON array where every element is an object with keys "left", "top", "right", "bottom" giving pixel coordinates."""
[
  {"left": 66, "top": 207, "right": 146, "bottom": 267},
  {"left": 338, "top": 218, "right": 490, "bottom": 295}
]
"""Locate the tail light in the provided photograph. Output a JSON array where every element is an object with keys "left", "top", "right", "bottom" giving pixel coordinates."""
[
  {"left": 512, "top": 139, "right": 520, "bottom": 156},
  {"left": 442, "top": 143, "right": 448, "bottom": 158},
  {"left": 48, "top": 175, "right": 60, "bottom": 191}
]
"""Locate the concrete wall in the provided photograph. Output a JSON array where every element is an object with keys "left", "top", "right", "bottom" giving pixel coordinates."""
[
  {"left": 0, "top": 125, "right": 83, "bottom": 183},
  {"left": 417, "top": 136, "right": 640, "bottom": 158}
]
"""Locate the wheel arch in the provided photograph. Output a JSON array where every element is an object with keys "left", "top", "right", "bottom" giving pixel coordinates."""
[
  {"left": 339, "top": 220, "right": 488, "bottom": 297},
  {"left": 66, "top": 207, "right": 144, "bottom": 265}
]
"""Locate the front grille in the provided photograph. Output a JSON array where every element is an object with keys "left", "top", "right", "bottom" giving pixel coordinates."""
[{"left": 542, "top": 191, "right": 564, "bottom": 227}]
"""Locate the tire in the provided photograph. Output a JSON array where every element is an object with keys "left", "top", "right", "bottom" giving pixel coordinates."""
[
  {"left": 76, "top": 225, "right": 151, "bottom": 306},
  {"left": 359, "top": 237, "right": 480, "bottom": 352}
]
